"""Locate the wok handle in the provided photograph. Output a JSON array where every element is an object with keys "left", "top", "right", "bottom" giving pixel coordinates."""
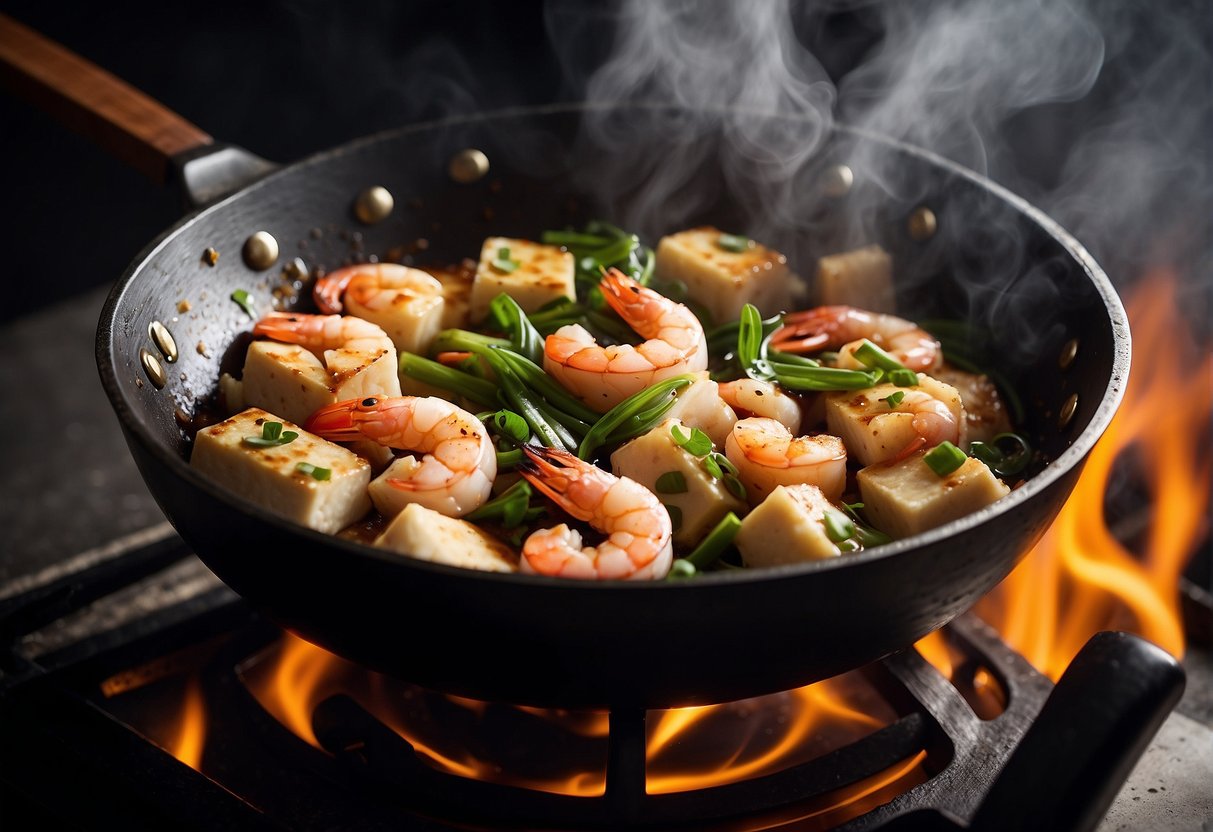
[{"left": 0, "top": 12, "right": 213, "bottom": 184}]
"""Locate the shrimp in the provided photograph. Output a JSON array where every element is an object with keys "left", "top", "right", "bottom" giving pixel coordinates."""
[
  {"left": 823, "top": 377, "right": 964, "bottom": 467},
  {"left": 718, "top": 378, "right": 802, "bottom": 435},
  {"left": 770, "top": 305, "right": 941, "bottom": 373},
  {"left": 311, "top": 264, "right": 445, "bottom": 354},
  {"left": 254, "top": 311, "right": 390, "bottom": 352},
  {"left": 544, "top": 269, "right": 708, "bottom": 413},
  {"left": 306, "top": 396, "right": 495, "bottom": 517},
  {"left": 517, "top": 446, "right": 673, "bottom": 580},
  {"left": 724, "top": 417, "right": 847, "bottom": 505}
]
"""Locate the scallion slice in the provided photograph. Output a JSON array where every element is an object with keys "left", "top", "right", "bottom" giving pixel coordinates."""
[
  {"left": 717, "top": 233, "right": 751, "bottom": 253},
  {"left": 243, "top": 421, "right": 298, "bottom": 447},
  {"left": 295, "top": 462, "right": 331, "bottom": 480},
  {"left": 880, "top": 391, "right": 906, "bottom": 408},
  {"left": 686, "top": 511, "right": 742, "bottom": 570},
  {"left": 923, "top": 441, "right": 968, "bottom": 476},
  {"left": 822, "top": 509, "right": 856, "bottom": 543},
  {"left": 491, "top": 247, "right": 519, "bottom": 273},
  {"left": 852, "top": 339, "right": 907, "bottom": 373},
  {"left": 231, "top": 289, "right": 256, "bottom": 318},
  {"left": 655, "top": 471, "right": 688, "bottom": 494},
  {"left": 888, "top": 368, "right": 919, "bottom": 387}
]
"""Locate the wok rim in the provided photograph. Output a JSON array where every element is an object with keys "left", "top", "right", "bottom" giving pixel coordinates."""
[{"left": 96, "top": 101, "right": 1131, "bottom": 592}]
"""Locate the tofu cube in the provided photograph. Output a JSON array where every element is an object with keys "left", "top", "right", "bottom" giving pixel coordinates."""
[
  {"left": 242, "top": 334, "right": 402, "bottom": 427},
  {"left": 734, "top": 484, "right": 841, "bottom": 567},
  {"left": 610, "top": 419, "right": 746, "bottom": 548},
  {"left": 857, "top": 452, "right": 1010, "bottom": 538},
  {"left": 343, "top": 266, "right": 445, "bottom": 355},
  {"left": 375, "top": 503, "right": 518, "bottom": 573},
  {"left": 429, "top": 259, "right": 477, "bottom": 329},
  {"left": 655, "top": 227, "right": 793, "bottom": 324},
  {"left": 664, "top": 373, "right": 738, "bottom": 450},
  {"left": 815, "top": 245, "right": 895, "bottom": 312},
  {"left": 470, "top": 237, "right": 575, "bottom": 322},
  {"left": 190, "top": 407, "right": 371, "bottom": 534},
  {"left": 824, "top": 375, "right": 966, "bottom": 467}
]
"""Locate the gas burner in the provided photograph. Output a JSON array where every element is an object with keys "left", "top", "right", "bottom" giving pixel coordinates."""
[{"left": 0, "top": 538, "right": 1202, "bottom": 831}]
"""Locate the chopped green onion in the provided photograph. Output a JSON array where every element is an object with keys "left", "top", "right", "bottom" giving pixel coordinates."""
[
  {"left": 686, "top": 512, "right": 742, "bottom": 570},
  {"left": 466, "top": 480, "right": 534, "bottom": 529},
  {"left": 702, "top": 453, "right": 722, "bottom": 479},
  {"left": 491, "top": 246, "right": 519, "bottom": 273},
  {"left": 717, "top": 233, "right": 751, "bottom": 253},
  {"left": 491, "top": 350, "right": 600, "bottom": 426},
  {"left": 577, "top": 375, "right": 694, "bottom": 459},
  {"left": 496, "top": 448, "right": 523, "bottom": 468},
  {"left": 923, "top": 441, "right": 968, "bottom": 476},
  {"left": 540, "top": 230, "right": 611, "bottom": 250},
  {"left": 822, "top": 509, "right": 856, "bottom": 543},
  {"left": 888, "top": 368, "right": 919, "bottom": 387},
  {"left": 399, "top": 353, "right": 499, "bottom": 409},
  {"left": 663, "top": 503, "right": 683, "bottom": 532},
  {"left": 969, "top": 432, "right": 1032, "bottom": 477},
  {"left": 295, "top": 462, "right": 331, "bottom": 481},
  {"left": 243, "top": 421, "right": 298, "bottom": 447},
  {"left": 670, "top": 424, "right": 714, "bottom": 457},
  {"left": 667, "top": 559, "right": 697, "bottom": 580},
  {"left": 231, "top": 289, "right": 256, "bottom": 318},
  {"left": 485, "top": 409, "right": 530, "bottom": 443},
  {"left": 655, "top": 471, "right": 688, "bottom": 494},
  {"left": 852, "top": 340, "right": 907, "bottom": 372},
  {"left": 480, "top": 351, "right": 577, "bottom": 451},
  {"left": 489, "top": 294, "right": 544, "bottom": 364},
  {"left": 880, "top": 391, "right": 906, "bottom": 408},
  {"left": 841, "top": 502, "right": 894, "bottom": 548},
  {"left": 723, "top": 475, "right": 746, "bottom": 500},
  {"left": 767, "top": 362, "right": 883, "bottom": 391},
  {"left": 431, "top": 329, "right": 511, "bottom": 355}
]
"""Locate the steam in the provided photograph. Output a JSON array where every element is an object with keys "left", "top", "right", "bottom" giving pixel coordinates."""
[{"left": 547, "top": 0, "right": 1211, "bottom": 316}]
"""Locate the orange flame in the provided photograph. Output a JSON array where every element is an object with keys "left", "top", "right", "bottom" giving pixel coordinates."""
[
  {"left": 169, "top": 675, "right": 207, "bottom": 771},
  {"left": 976, "top": 269, "right": 1211, "bottom": 678}
]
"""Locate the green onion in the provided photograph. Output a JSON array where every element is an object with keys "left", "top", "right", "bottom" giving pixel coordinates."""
[
  {"left": 481, "top": 351, "right": 577, "bottom": 451},
  {"left": 484, "top": 409, "right": 530, "bottom": 443},
  {"left": 667, "top": 559, "right": 697, "bottom": 580},
  {"left": 465, "top": 480, "right": 535, "bottom": 529},
  {"left": 655, "top": 471, "right": 688, "bottom": 494},
  {"left": 489, "top": 294, "right": 544, "bottom": 364},
  {"left": 723, "top": 475, "right": 746, "bottom": 500},
  {"left": 923, "top": 441, "right": 968, "bottom": 476},
  {"left": 295, "top": 462, "right": 331, "bottom": 481},
  {"left": 577, "top": 375, "right": 694, "bottom": 459},
  {"left": 496, "top": 448, "right": 523, "bottom": 468},
  {"left": 541, "top": 230, "right": 612, "bottom": 250},
  {"left": 841, "top": 502, "right": 894, "bottom": 548},
  {"left": 670, "top": 424, "right": 713, "bottom": 457},
  {"left": 717, "top": 233, "right": 751, "bottom": 253},
  {"left": 430, "top": 329, "right": 511, "bottom": 355},
  {"left": 888, "top": 368, "right": 919, "bottom": 387},
  {"left": 880, "top": 391, "right": 906, "bottom": 408},
  {"left": 969, "top": 432, "right": 1032, "bottom": 477},
  {"left": 399, "top": 353, "right": 499, "bottom": 408},
  {"left": 737, "top": 303, "right": 764, "bottom": 376},
  {"left": 243, "top": 421, "right": 298, "bottom": 447},
  {"left": 231, "top": 289, "right": 256, "bottom": 318},
  {"left": 822, "top": 509, "right": 856, "bottom": 544},
  {"left": 491, "top": 246, "right": 519, "bottom": 273},
  {"left": 767, "top": 362, "right": 883, "bottom": 391},
  {"left": 852, "top": 340, "right": 907, "bottom": 372},
  {"left": 491, "top": 350, "right": 600, "bottom": 426},
  {"left": 686, "top": 511, "right": 742, "bottom": 570},
  {"left": 664, "top": 503, "right": 683, "bottom": 532}
]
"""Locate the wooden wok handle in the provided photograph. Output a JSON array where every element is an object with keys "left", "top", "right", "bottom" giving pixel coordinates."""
[{"left": 0, "top": 13, "right": 213, "bottom": 184}]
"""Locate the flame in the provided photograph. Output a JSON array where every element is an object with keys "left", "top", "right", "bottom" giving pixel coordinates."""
[
  {"left": 169, "top": 675, "right": 207, "bottom": 771},
  {"left": 976, "top": 269, "right": 1211, "bottom": 679}
]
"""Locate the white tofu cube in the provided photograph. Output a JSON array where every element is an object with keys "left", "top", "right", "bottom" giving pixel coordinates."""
[
  {"left": 375, "top": 503, "right": 518, "bottom": 573},
  {"left": 815, "top": 245, "right": 895, "bottom": 313},
  {"left": 655, "top": 227, "right": 793, "bottom": 324},
  {"left": 470, "top": 237, "right": 575, "bottom": 322},
  {"left": 610, "top": 419, "right": 746, "bottom": 548},
  {"left": 734, "top": 484, "right": 841, "bottom": 567},
  {"left": 857, "top": 452, "right": 1010, "bottom": 538},
  {"left": 343, "top": 266, "right": 445, "bottom": 355},
  {"left": 190, "top": 407, "right": 371, "bottom": 534},
  {"left": 242, "top": 333, "right": 401, "bottom": 427},
  {"left": 429, "top": 259, "right": 477, "bottom": 329},
  {"left": 824, "top": 375, "right": 966, "bottom": 467},
  {"left": 664, "top": 373, "right": 738, "bottom": 450}
]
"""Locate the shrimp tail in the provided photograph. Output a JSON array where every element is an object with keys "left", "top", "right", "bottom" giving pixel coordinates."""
[
  {"left": 518, "top": 445, "right": 577, "bottom": 504},
  {"left": 312, "top": 269, "right": 357, "bottom": 315}
]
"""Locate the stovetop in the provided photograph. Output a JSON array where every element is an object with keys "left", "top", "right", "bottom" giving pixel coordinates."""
[{"left": 1, "top": 290, "right": 1211, "bottom": 830}]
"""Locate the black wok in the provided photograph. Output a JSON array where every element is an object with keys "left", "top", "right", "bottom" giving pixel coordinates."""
[{"left": 4, "top": 16, "right": 1129, "bottom": 709}]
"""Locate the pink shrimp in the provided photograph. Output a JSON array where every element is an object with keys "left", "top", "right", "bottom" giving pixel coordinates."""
[
  {"left": 306, "top": 396, "right": 495, "bottom": 517},
  {"left": 724, "top": 417, "right": 847, "bottom": 505},
  {"left": 770, "top": 305, "right": 941, "bottom": 373},
  {"left": 311, "top": 263, "right": 437, "bottom": 314},
  {"left": 253, "top": 311, "right": 389, "bottom": 351},
  {"left": 517, "top": 446, "right": 673, "bottom": 580},
  {"left": 543, "top": 269, "right": 708, "bottom": 413}
]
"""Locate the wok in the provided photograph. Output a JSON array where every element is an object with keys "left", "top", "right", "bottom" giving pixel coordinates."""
[{"left": 3, "top": 15, "right": 1129, "bottom": 708}]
